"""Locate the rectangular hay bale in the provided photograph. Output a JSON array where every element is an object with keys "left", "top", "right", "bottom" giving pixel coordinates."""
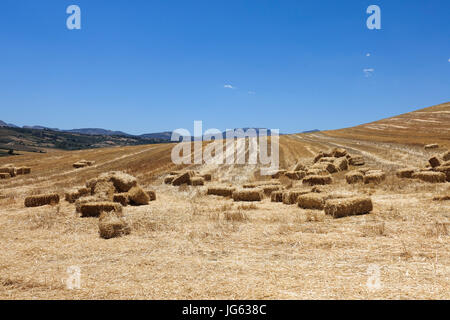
[
  {"left": 80, "top": 201, "right": 122, "bottom": 217},
  {"left": 25, "top": 194, "right": 60, "bottom": 207},
  {"left": 324, "top": 197, "right": 373, "bottom": 218},
  {"left": 232, "top": 189, "right": 264, "bottom": 202}
]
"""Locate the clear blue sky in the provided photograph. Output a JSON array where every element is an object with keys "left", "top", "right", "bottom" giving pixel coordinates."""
[{"left": 1, "top": 0, "right": 449, "bottom": 135}]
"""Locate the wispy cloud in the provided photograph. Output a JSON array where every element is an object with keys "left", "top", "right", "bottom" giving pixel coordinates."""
[
  {"left": 363, "top": 68, "right": 374, "bottom": 77},
  {"left": 366, "top": 53, "right": 371, "bottom": 57},
  {"left": 224, "top": 84, "right": 235, "bottom": 89}
]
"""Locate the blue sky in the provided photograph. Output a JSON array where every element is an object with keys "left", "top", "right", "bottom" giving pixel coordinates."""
[{"left": 0, "top": 0, "right": 449, "bottom": 135}]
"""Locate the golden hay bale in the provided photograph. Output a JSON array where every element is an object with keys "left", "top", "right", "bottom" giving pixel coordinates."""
[
  {"left": 324, "top": 197, "right": 373, "bottom": 218},
  {"left": 16, "top": 167, "right": 31, "bottom": 175},
  {"left": 164, "top": 175, "right": 176, "bottom": 184},
  {"left": 262, "top": 185, "right": 282, "bottom": 196},
  {"left": 0, "top": 167, "right": 16, "bottom": 177},
  {"left": 303, "top": 175, "right": 333, "bottom": 186},
  {"left": 428, "top": 156, "right": 442, "bottom": 168},
  {"left": 424, "top": 144, "right": 439, "bottom": 150},
  {"left": 190, "top": 177, "right": 205, "bottom": 186},
  {"left": 93, "top": 180, "right": 115, "bottom": 200},
  {"left": 113, "top": 193, "right": 129, "bottom": 206},
  {"left": 128, "top": 186, "right": 150, "bottom": 205},
  {"left": 284, "top": 171, "right": 305, "bottom": 180},
  {"left": 412, "top": 171, "right": 446, "bottom": 183},
  {"left": 146, "top": 190, "right": 156, "bottom": 201},
  {"left": 334, "top": 157, "right": 348, "bottom": 171},
  {"left": 271, "top": 170, "right": 287, "bottom": 179},
  {"left": 363, "top": 171, "right": 386, "bottom": 184},
  {"left": 65, "top": 189, "right": 81, "bottom": 203},
  {"left": 202, "top": 173, "right": 212, "bottom": 181},
  {"left": 318, "top": 157, "right": 336, "bottom": 163},
  {"left": 24, "top": 194, "right": 60, "bottom": 207},
  {"left": 172, "top": 172, "right": 191, "bottom": 186},
  {"left": 224, "top": 211, "right": 248, "bottom": 222},
  {"left": 232, "top": 189, "right": 264, "bottom": 202},
  {"left": 98, "top": 212, "right": 130, "bottom": 239},
  {"left": 99, "top": 171, "right": 138, "bottom": 192},
  {"left": 345, "top": 171, "right": 364, "bottom": 184},
  {"left": 313, "top": 162, "right": 338, "bottom": 174},
  {"left": 348, "top": 155, "right": 365, "bottom": 166},
  {"left": 297, "top": 193, "right": 327, "bottom": 210},
  {"left": 207, "top": 186, "right": 236, "bottom": 197},
  {"left": 282, "top": 190, "right": 311, "bottom": 205},
  {"left": 0, "top": 173, "right": 11, "bottom": 179},
  {"left": 435, "top": 166, "right": 450, "bottom": 182},
  {"left": 80, "top": 201, "right": 122, "bottom": 217},
  {"left": 443, "top": 151, "right": 450, "bottom": 162},
  {"left": 396, "top": 168, "right": 417, "bottom": 179},
  {"left": 73, "top": 162, "right": 88, "bottom": 168},
  {"left": 331, "top": 147, "right": 347, "bottom": 158},
  {"left": 75, "top": 195, "right": 108, "bottom": 213},
  {"left": 271, "top": 191, "right": 284, "bottom": 202}
]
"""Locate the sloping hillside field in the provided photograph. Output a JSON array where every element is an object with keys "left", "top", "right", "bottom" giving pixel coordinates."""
[{"left": 0, "top": 103, "right": 449, "bottom": 299}]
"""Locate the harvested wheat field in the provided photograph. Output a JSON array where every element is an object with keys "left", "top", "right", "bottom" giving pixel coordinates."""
[{"left": 0, "top": 103, "right": 449, "bottom": 300}]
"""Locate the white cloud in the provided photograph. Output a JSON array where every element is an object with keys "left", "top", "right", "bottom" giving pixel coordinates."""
[
  {"left": 448, "top": 58, "right": 450, "bottom": 62},
  {"left": 224, "top": 84, "right": 235, "bottom": 89},
  {"left": 366, "top": 53, "right": 371, "bottom": 57},
  {"left": 363, "top": 68, "right": 374, "bottom": 77}
]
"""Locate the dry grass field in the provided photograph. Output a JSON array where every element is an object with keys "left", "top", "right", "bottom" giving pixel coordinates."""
[{"left": 0, "top": 103, "right": 449, "bottom": 299}]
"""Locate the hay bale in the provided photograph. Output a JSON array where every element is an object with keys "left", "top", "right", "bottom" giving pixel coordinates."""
[
  {"left": 396, "top": 168, "right": 417, "bottom": 179},
  {"left": 201, "top": 173, "right": 212, "bottom": 181},
  {"left": 207, "top": 186, "right": 236, "bottom": 197},
  {"left": 363, "top": 171, "right": 386, "bottom": 184},
  {"left": 73, "top": 162, "right": 88, "bottom": 169},
  {"left": 98, "top": 212, "right": 130, "bottom": 239},
  {"left": 318, "top": 157, "right": 336, "bottom": 163},
  {"left": 0, "top": 167, "right": 16, "bottom": 177},
  {"left": 164, "top": 175, "right": 176, "bottom": 184},
  {"left": 271, "top": 191, "right": 284, "bottom": 202},
  {"left": 232, "top": 189, "right": 264, "bottom": 202},
  {"left": 442, "top": 151, "right": 450, "bottom": 162},
  {"left": 324, "top": 197, "right": 373, "bottom": 218},
  {"left": 435, "top": 166, "right": 450, "bottom": 182},
  {"left": 424, "top": 144, "right": 439, "bottom": 150},
  {"left": 313, "top": 152, "right": 324, "bottom": 163},
  {"left": 428, "top": 156, "right": 442, "bottom": 168},
  {"left": 243, "top": 181, "right": 281, "bottom": 188},
  {"left": 348, "top": 156, "right": 365, "bottom": 166},
  {"left": 334, "top": 157, "right": 348, "bottom": 171},
  {"left": 24, "top": 194, "right": 60, "bottom": 207},
  {"left": 313, "top": 162, "right": 338, "bottom": 174},
  {"left": 297, "top": 193, "right": 327, "bottom": 210},
  {"left": 262, "top": 185, "right": 282, "bottom": 196},
  {"left": 99, "top": 171, "right": 137, "bottom": 192},
  {"left": 271, "top": 170, "right": 287, "bottom": 179},
  {"left": 75, "top": 195, "right": 108, "bottom": 213},
  {"left": 331, "top": 147, "right": 347, "bottom": 158},
  {"left": 65, "top": 189, "right": 81, "bottom": 203},
  {"left": 412, "top": 171, "right": 446, "bottom": 183},
  {"left": 190, "top": 177, "right": 205, "bottom": 186},
  {"left": 172, "top": 172, "right": 191, "bottom": 186},
  {"left": 128, "top": 186, "right": 150, "bottom": 205},
  {"left": 113, "top": 193, "right": 129, "bottom": 206},
  {"left": 303, "top": 175, "right": 333, "bottom": 186},
  {"left": 284, "top": 171, "right": 305, "bottom": 180},
  {"left": 16, "top": 167, "right": 31, "bottom": 175},
  {"left": 93, "top": 180, "right": 115, "bottom": 200},
  {"left": 345, "top": 171, "right": 364, "bottom": 184},
  {"left": 0, "top": 173, "right": 11, "bottom": 179},
  {"left": 282, "top": 190, "right": 311, "bottom": 205},
  {"left": 80, "top": 201, "right": 122, "bottom": 217}
]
